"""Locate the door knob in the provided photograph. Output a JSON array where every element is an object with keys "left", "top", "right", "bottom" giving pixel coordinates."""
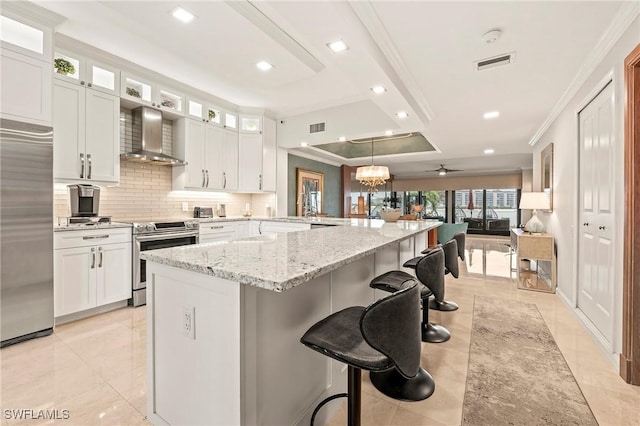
[
  {"left": 599, "top": 226, "right": 606, "bottom": 230},
  {"left": 583, "top": 222, "right": 589, "bottom": 226}
]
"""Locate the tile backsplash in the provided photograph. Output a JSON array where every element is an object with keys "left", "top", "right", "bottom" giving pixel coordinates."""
[{"left": 54, "top": 160, "right": 255, "bottom": 222}]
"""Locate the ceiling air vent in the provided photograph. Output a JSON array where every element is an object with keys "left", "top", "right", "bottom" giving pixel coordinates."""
[
  {"left": 475, "top": 52, "right": 515, "bottom": 71},
  {"left": 309, "top": 122, "right": 326, "bottom": 134}
]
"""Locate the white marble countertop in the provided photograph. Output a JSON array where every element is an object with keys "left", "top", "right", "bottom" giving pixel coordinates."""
[
  {"left": 141, "top": 219, "right": 440, "bottom": 292},
  {"left": 196, "top": 216, "right": 354, "bottom": 226}
]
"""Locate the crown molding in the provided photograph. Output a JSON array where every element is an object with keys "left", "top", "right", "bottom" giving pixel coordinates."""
[
  {"left": 529, "top": 1, "right": 639, "bottom": 147},
  {"left": 347, "top": 1, "right": 434, "bottom": 127}
]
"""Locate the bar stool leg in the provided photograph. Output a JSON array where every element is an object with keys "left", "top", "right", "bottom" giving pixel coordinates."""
[{"left": 348, "top": 366, "right": 361, "bottom": 426}]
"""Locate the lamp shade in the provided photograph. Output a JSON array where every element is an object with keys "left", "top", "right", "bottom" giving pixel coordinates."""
[{"left": 519, "top": 192, "right": 550, "bottom": 210}]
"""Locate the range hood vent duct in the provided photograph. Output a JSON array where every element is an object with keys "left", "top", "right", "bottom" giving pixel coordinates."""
[
  {"left": 121, "top": 106, "right": 187, "bottom": 166},
  {"left": 475, "top": 52, "right": 515, "bottom": 71}
]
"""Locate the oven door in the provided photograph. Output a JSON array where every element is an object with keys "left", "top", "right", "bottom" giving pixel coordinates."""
[{"left": 134, "top": 232, "right": 198, "bottom": 291}]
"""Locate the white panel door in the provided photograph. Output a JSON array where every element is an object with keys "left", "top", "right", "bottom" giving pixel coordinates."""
[
  {"left": 184, "top": 119, "right": 206, "bottom": 189},
  {"left": 578, "top": 81, "right": 615, "bottom": 347},
  {"left": 96, "top": 242, "right": 132, "bottom": 306},
  {"left": 261, "top": 117, "right": 277, "bottom": 192},
  {"left": 222, "top": 129, "right": 239, "bottom": 191},
  {"left": 204, "top": 125, "right": 223, "bottom": 189},
  {"left": 53, "top": 80, "right": 85, "bottom": 180},
  {"left": 238, "top": 133, "right": 263, "bottom": 191},
  {"left": 85, "top": 89, "right": 119, "bottom": 182},
  {"left": 54, "top": 246, "right": 95, "bottom": 317}
]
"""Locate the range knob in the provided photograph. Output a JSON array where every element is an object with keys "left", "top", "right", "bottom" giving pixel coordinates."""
[
  {"left": 146, "top": 224, "right": 155, "bottom": 231},
  {"left": 136, "top": 224, "right": 146, "bottom": 233}
]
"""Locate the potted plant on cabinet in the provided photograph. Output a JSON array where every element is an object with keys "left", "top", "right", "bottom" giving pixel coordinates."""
[{"left": 54, "top": 58, "right": 75, "bottom": 75}]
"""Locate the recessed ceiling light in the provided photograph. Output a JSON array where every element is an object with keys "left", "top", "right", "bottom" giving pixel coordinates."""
[
  {"left": 396, "top": 111, "right": 408, "bottom": 119},
  {"left": 256, "top": 61, "right": 273, "bottom": 71},
  {"left": 300, "top": 142, "right": 309, "bottom": 147},
  {"left": 338, "top": 136, "right": 346, "bottom": 142},
  {"left": 327, "top": 40, "right": 348, "bottom": 53},
  {"left": 484, "top": 111, "right": 500, "bottom": 119},
  {"left": 171, "top": 7, "right": 195, "bottom": 23},
  {"left": 484, "top": 148, "right": 495, "bottom": 154},
  {"left": 384, "top": 130, "right": 393, "bottom": 136},
  {"left": 371, "top": 86, "right": 387, "bottom": 95}
]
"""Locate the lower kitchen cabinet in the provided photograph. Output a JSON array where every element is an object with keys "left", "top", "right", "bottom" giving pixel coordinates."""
[
  {"left": 199, "top": 221, "right": 236, "bottom": 243},
  {"left": 54, "top": 228, "right": 131, "bottom": 317}
]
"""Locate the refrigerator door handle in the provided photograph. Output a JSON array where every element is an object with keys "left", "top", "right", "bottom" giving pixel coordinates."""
[
  {"left": 91, "top": 247, "right": 96, "bottom": 269},
  {"left": 87, "top": 154, "right": 92, "bottom": 180},
  {"left": 80, "top": 153, "right": 85, "bottom": 178}
]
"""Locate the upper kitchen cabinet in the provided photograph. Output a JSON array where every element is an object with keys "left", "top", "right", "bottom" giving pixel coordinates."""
[
  {"left": 53, "top": 79, "right": 120, "bottom": 184},
  {"left": 0, "top": 11, "right": 54, "bottom": 125},
  {"left": 223, "top": 111, "right": 238, "bottom": 131},
  {"left": 239, "top": 114, "right": 262, "bottom": 134},
  {"left": 172, "top": 118, "right": 239, "bottom": 191},
  {"left": 186, "top": 99, "right": 222, "bottom": 127},
  {"left": 120, "top": 72, "right": 185, "bottom": 118},
  {"left": 238, "top": 116, "right": 276, "bottom": 192},
  {"left": 53, "top": 49, "right": 119, "bottom": 95}
]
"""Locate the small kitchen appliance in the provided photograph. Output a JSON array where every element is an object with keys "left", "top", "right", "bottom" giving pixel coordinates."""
[
  {"left": 193, "top": 206, "right": 214, "bottom": 218},
  {"left": 217, "top": 204, "right": 226, "bottom": 217},
  {"left": 68, "top": 184, "right": 100, "bottom": 217}
]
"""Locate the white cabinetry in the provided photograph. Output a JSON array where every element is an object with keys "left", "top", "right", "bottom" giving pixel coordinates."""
[
  {"left": 54, "top": 228, "right": 132, "bottom": 317},
  {"left": 53, "top": 79, "right": 120, "bottom": 183},
  {"left": 54, "top": 49, "right": 119, "bottom": 95},
  {"left": 187, "top": 99, "right": 222, "bottom": 126},
  {"left": 121, "top": 73, "right": 184, "bottom": 117},
  {"left": 0, "top": 12, "right": 53, "bottom": 125},
  {"left": 173, "top": 119, "right": 238, "bottom": 191},
  {"left": 199, "top": 222, "right": 237, "bottom": 243},
  {"left": 238, "top": 116, "right": 276, "bottom": 192}
]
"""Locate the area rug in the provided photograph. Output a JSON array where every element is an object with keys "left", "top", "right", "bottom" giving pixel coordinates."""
[{"left": 462, "top": 296, "right": 598, "bottom": 425}]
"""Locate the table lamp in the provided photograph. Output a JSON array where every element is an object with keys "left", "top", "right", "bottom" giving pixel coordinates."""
[{"left": 519, "top": 192, "right": 550, "bottom": 233}]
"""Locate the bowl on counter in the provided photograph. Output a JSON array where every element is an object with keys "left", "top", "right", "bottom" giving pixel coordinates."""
[{"left": 379, "top": 210, "right": 402, "bottom": 222}]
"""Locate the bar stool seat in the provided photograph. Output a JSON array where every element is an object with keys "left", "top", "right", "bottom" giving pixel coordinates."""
[
  {"left": 371, "top": 250, "right": 451, "bottom": 343},
  {"left": 301, "top": 280, "right": 434, "bottom": 426}
]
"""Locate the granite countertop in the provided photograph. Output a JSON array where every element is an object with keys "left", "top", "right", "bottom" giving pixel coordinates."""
[
  {"left": 54, "top": 222, "right": 133, "bottom": 232},
  {"left": 141, "top": 219, "right": 440, "bottom": 292},
  {"left": 197, "top": 216, "right": 391, "bottom": 227}
]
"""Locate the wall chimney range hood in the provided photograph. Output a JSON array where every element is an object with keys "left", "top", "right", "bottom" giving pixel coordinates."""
[{"left": 121, "top": 107, "right": 187, "bottom": 166}]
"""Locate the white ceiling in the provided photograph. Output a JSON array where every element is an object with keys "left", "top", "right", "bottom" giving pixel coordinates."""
[{"left": 36, "top": 0, "right": 631, "bottom": 177}]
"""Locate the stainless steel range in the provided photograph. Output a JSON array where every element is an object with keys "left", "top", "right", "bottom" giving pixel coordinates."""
[{"left": 131, "top": 219, "right": 199, "bottom": 306}]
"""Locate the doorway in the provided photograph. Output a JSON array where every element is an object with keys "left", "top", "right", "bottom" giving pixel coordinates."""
[{"left": 622, "top": 44, "right": 640, "bottom": 385}]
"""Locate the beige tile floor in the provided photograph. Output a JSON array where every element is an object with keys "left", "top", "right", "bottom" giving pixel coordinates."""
[{"left": 1, "top": 236, "right": 638, "bottom": 425}]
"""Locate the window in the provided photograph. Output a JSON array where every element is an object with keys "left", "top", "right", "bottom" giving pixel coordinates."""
[{"left": 453, "top": 188, "right": 519, "bottom": 235}]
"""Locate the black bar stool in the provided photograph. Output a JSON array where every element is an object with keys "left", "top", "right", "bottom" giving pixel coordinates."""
[
  {"left": 453, "top": 231, "right": 466, "bottom": 261},
  {"left": 300, "top": 279, "right": 434, "bottom": 426},
  {"left": 372, "top": 247, "right": 451, "bottom": 343},
  {"left": 423, "top": 239, "right": 459, "bottom": 311}
]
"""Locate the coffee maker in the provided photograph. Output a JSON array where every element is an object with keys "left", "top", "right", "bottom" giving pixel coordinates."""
[{"left": 68, "top": 184, "right": 101, "bottom": 217}]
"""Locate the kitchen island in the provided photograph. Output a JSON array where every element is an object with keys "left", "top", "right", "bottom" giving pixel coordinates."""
[{"left": 142, "top": 218, "right": 440, "bottom": 426}]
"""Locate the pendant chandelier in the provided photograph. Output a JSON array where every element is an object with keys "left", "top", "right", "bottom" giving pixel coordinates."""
[{"left": 356, "top": 138, "right": 390, "bottom": 191}]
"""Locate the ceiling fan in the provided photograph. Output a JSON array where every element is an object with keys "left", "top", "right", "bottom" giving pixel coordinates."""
[{"left": 429, "top": 164, "right": 463, "bottom": 176}]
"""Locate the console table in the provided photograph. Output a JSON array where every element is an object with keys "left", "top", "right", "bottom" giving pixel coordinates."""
[{"left": 511, "top": 228, "right": 556, "bottom": 293}]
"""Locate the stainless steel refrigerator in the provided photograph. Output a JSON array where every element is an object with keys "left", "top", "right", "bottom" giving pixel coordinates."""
[{"left": 0, "top": 118, "right": 54, "bottom": 347}]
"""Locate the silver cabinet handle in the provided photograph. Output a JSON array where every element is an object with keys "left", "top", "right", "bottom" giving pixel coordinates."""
[
  {"left": 87, "top": 154, "right": 92, "bottom": 180},
  {"left": 88, "top": 82, "right": 93, "bottom": 87},
  {"left": 80, "top": 81, "right": 85, "bottom": 86},
  {"left": 210, "top": 226, "right": 224, "bottom": 229},
  {"left": 206, "top": 170, "right": 209, "bottom": 187},
  {"left": 583, "top": 222, "right": 589, "bottom": 226},
  {"left": 90, "top": 247, "right": 96, "bottom": 269},
  {"left": 259, "top": 174, "right": 262, "bottom": 190},
  {"left": 258, "top": 221, "right": 262, "bottom": 235},
  {"left": 98, "top": 247, "right": 103, "bottom": 268},
  {"left": 80, "top": 153, "right": 85, "bottom": 178},
  {"left": 223, "top": 172, "right": 226, "bottom": 189},
  {"left": 599, "top": 226, "right": 606, "bottom": 230},
  {"left": 82, "top": 235, "right": 110, "bottom": 240},
  {"left": 202, "top": 169, "right": 205, "bottom": 187}
]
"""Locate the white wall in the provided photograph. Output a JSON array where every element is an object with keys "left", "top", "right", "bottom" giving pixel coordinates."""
[{"left": 533, "top": 16, "right": 639, "bottom": 359}]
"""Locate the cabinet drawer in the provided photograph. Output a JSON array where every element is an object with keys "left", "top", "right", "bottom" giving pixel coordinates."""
[
  {"left": 54, "top": 227, "right": 131, "bottom": 249},
  {"left": 199, "top": 222, "right": 236, "bottom": 236}
]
